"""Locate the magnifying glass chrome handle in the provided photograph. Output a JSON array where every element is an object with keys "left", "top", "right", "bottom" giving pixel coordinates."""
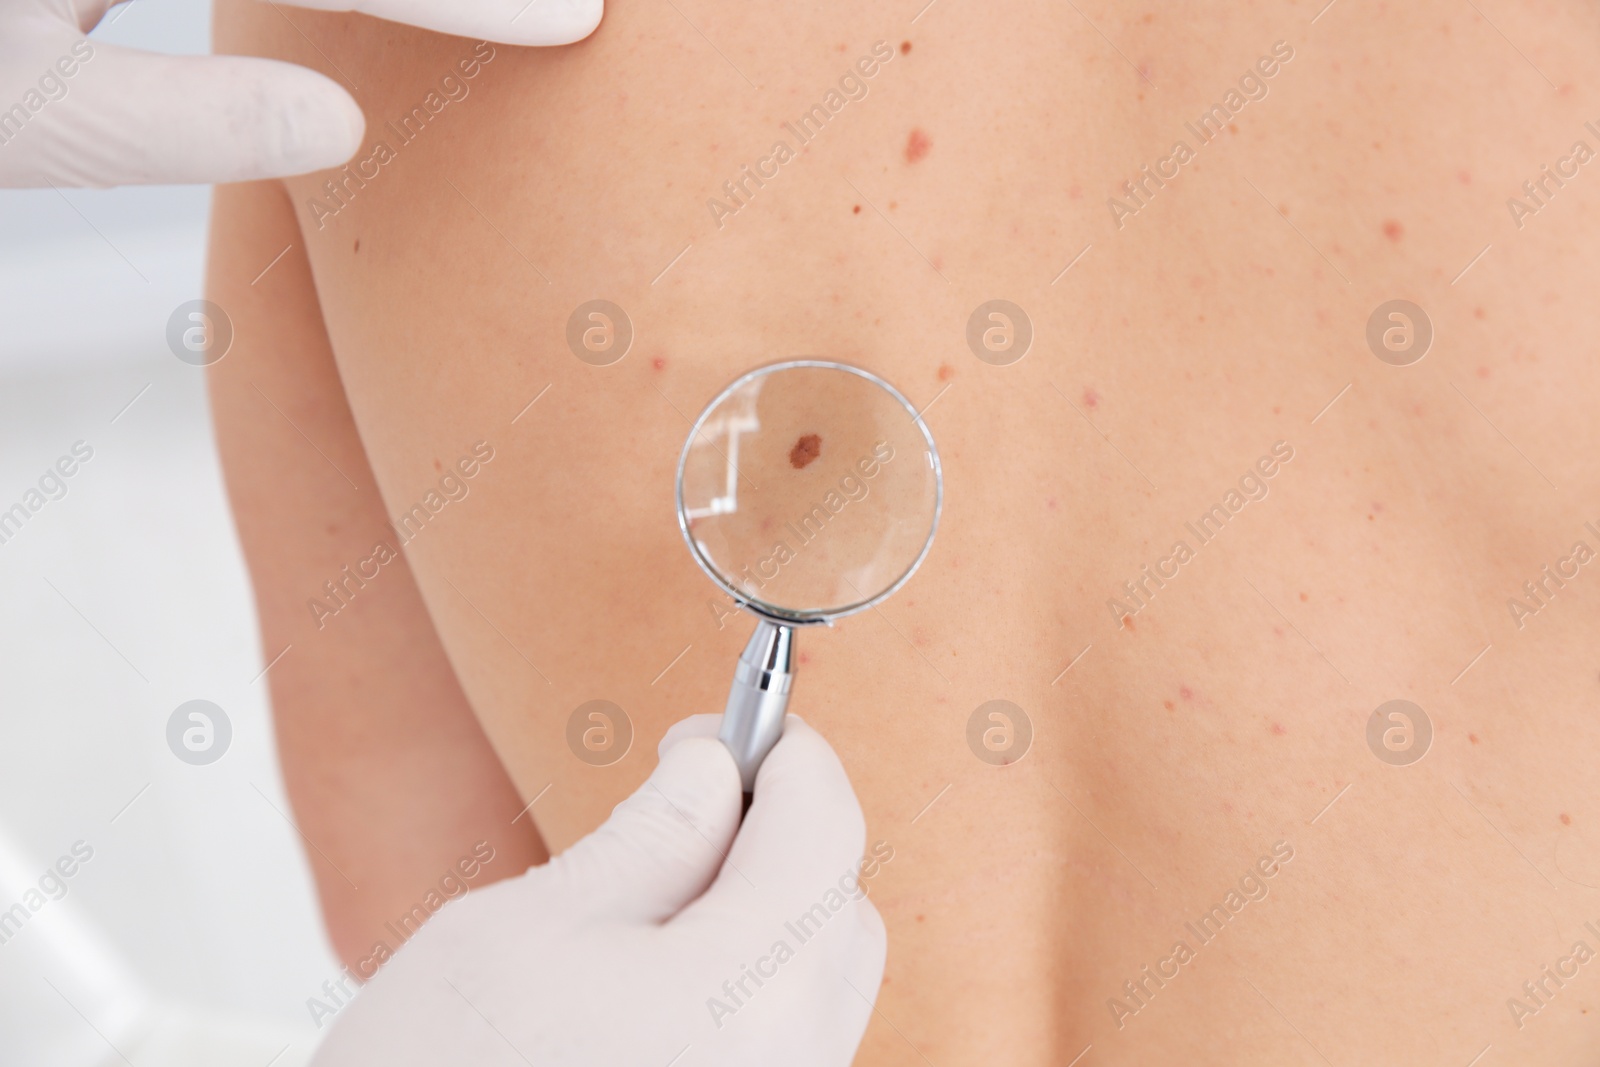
[{"left": 719, "top": 619, "right": 794, "bottom": 793}]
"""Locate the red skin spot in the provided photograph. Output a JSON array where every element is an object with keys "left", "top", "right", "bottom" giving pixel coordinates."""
[
  {"left": 1474, "top": 306, "right": 1487, "bottom": 320},
  {"left": 1299, "top": 592, "right": 1309, "bottom": 602},
  {"left": 852, "top": 204, "right": 861, "bottom": 214},
  {"left": 937, "top": 363, "right": 955, "bottom": 381},
  {"left": 1046, "top": 498, "right": 1057, "bottom": 511},
  {"left": 432, "top": 458, "right": 443, "bottom": 471},
  {"left": 1272, "top": 406, "right": 1281, "bottom": 415},
  {"left": 1459, "top": 170, "right": 1472, "bottom": 185},
  {"left": 652, "top": 356, "right": 666, "bottom": 371},
  {"left": 1221, "top": 800, "right": 1234, "bottom": 814},
  {"left": 905, "top": 128, "right": 932, "bottom": 164},
  {"left": 1561, "top": 813, "right": 1572, "bottom": 825},
  {"left": 1476, "top": 365, "right": 1490, "bottom": 378},
  {"left": 354, "top": 238, "right": 361, "bottom": 253},
  {"left": 1469, "top": 733, "right": 1479, "bottom": 744},
  {"left": 1082, "top": 387, "right": 1099, "bottom": 408},
  {"left": 1271, "top": 722, "right": 1287, "bottom": 735},
  {"left": 1179, "top": 685, "right": 1194, "bottom": 701},
  {"left": 798, "top": 651, "right": 812, "bottom": 666},
  {"left": 1383, "top": 219, "right": 1404, "bottom": 242},
  {"left": 900, "top": 41, "right": 912, "bottom": 54},
  {"left": 1069, "top": 185, "right": 1083, "bottom": 200},
  {"left": 1163, "top": 700, "right": 1174, "bottom": 710},
  {"left": 1121, "top": 615, "right": 1136, "bottom": 631}
]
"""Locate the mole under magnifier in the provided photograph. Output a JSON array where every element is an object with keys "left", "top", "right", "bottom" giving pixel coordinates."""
[{"left": 675, "top": 360, "right": 943, "bottom": 798}]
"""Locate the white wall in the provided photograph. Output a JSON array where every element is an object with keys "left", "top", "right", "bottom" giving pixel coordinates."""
[{"left": 0, "top": 3, "right": 343, "bottom": 1065}]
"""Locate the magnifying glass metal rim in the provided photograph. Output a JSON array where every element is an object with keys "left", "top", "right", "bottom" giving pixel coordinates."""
[{"left": 674, "top": 358, "right": 944, "bottom": 628}]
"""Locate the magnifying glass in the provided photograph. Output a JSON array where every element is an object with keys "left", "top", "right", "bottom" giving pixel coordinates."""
[{"left": 675, "top": 360, "right": 943, "bottom": 798}]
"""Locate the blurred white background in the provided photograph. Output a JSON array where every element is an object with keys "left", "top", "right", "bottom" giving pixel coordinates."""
[{"left": 0, "top": 2, "right": 343, "bottom": 1065}]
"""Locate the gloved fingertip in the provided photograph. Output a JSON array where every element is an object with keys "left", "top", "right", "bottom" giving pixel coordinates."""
[
  {"left": 506, "top": 0, "right": 604, "bottom": 45},
  {"left": 649, "top": 735, "right": 742, "bottom": 830},
  {"left": 658, "top": 714, "right": 723, "bottom": 757},
  {"left": 268, "top": 70, "right": 366, "bottom": 176}
]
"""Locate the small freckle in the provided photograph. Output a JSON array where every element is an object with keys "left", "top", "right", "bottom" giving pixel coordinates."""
[
  {"left": 432, "top": 458, "right": 442, "bottom": 472},
  {"left": 1367, "top": 514, "right": 1375, "bottom": 521},
  {"left": 1271, "top": 722, "right": 1287, "bottom": 735},
  {"left": 937, "top": 363, "right": 954, "bottom": 381},
  {"left": 852, "top": 204, "right": 861, "bottom": 214},
  {"left": 1083, "top": 387, "right": 1099, "bottom": 409},
  {"left": 915, "top": 913, "right": 925, "bottom": 921},
  {"left": 1122, "top": 614, "right": 1136, "bottom": 631},
  {"left": 900, "top": 40, "right": 912, "bottom": 54},
  {"left": 1469, "top": 733, "right": 1480, "bottom": 744},
  {"left": 1298, "top": 592, "right": 1308, "bottom": 602},
  {"left": 889, "top": 201, "right": 897, "bottom": 211},
  {"left": 1227, "top": 123, "right": 1238, "bottom": 135},
  {"left": 1474, "top": 306, "right": 1486, "bottom": 320},
  {"left": 353, "top": 238, "right": 361, "bottom": 253},
  {"left": 1163, "top": 700, "right": 1174, "bottom": 710},
  {"left": 1273, "top": 406, "right": 1281, "bottom": 415},
  {"left": 1383, "top": 219, "right": 1404, "bottom": 242},
  {"left": 1561, "top": 813, "right": 1572, "bottom": 825},
  {"left": 905, "top": 128, "right": 932, "bottom": 164}
]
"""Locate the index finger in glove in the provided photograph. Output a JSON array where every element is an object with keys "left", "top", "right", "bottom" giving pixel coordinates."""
[{"left": 276, "top": 0, "right": 603, "bottom": 47}]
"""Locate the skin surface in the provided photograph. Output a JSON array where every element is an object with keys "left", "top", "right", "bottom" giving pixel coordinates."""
[{"left": 209, "top": 1, "right": 1600, "bottom": 1063}]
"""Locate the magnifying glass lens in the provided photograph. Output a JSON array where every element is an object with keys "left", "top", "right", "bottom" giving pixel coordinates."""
[{"left": 678, "top": 364, "right": 939, "bottom": 620}]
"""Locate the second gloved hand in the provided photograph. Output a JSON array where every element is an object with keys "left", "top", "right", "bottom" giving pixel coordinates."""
[
  {"left": 0, "top": 0, "right": 602, "bottom": 188},
  {"left": 278, "top": 0, "right": 602, "bottom": 47},
  {"left": 311, "top": 715, "right": 887, "bottom": 1067}
]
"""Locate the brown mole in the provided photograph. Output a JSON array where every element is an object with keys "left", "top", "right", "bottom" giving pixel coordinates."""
[{"left": 789, "top": 434, "right": 822, "bottom": 469}]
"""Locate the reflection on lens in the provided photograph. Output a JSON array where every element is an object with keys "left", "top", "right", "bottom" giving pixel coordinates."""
[{"left": 677, "top": 362, "right": 940, "bottom": 621}]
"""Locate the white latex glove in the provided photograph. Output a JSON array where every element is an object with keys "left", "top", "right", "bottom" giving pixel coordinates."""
[
  {"left": 311, "top": 715, "right": 888, "bottom": 1067},
  {"left": 0, "top": 0, "right": 600, "bottom": 188},
  {"left": 281, "top": 0, "right": 601, "bottom": 46}
]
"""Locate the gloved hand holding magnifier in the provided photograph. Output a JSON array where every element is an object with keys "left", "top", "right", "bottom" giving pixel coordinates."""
[{"left": 677, "top": 360, "right": 943, "bottom": 797}]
